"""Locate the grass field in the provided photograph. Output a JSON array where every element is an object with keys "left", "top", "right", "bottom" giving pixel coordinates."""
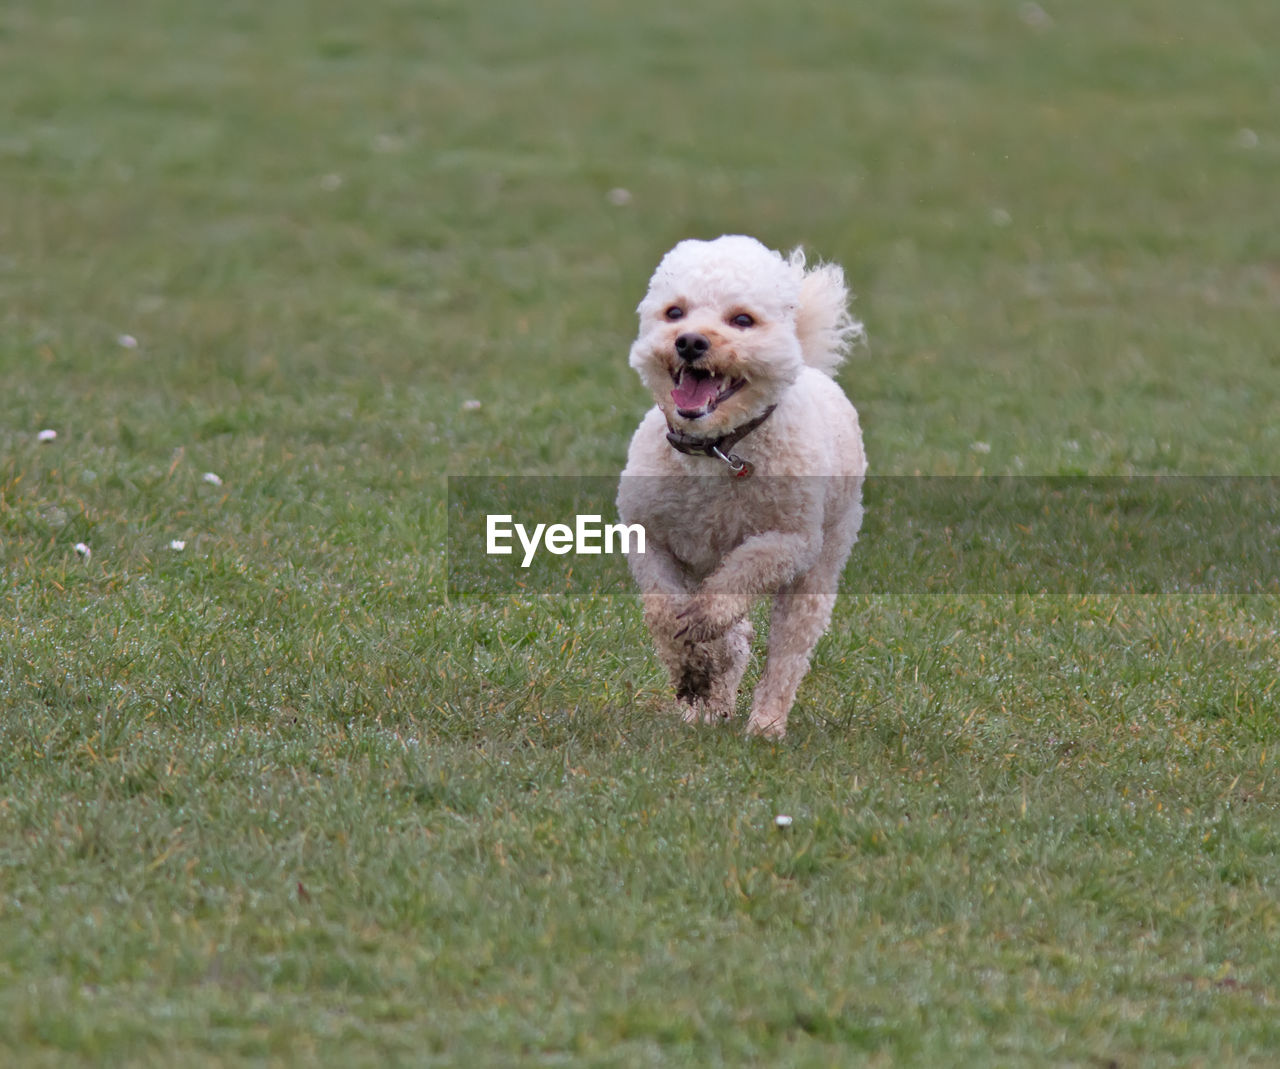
[{"left": 2, "top": 0, "right": 1279, "bottom": 1064}]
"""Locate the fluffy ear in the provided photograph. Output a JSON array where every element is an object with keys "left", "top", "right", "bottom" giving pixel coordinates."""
[{"left": 789, "top": 250, "right": 864, "bottom": 374}]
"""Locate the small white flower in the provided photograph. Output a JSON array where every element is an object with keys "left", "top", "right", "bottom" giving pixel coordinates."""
[
  {"left": 202, "top": 471, "right": 223, "bottom": 486},
  {"left": 1234, "top": 128, "right": 1259, "bottom": 149},
  {"left": 606, "top": 187, "right": 633, "bottom": 206},
  {"left": 37, "top": 428, "right": 57, "bottom": 443},
  {"left": 117, "top": 334, "right": 138, "bottom": 349},
  {"left": 74, "top": 542, "right": 91, "bottom": 560},
  {"left": 990, "top": 208, "right": 1012, "bottom": 227},
  {"left": 970, "top": 441, "right": 992, "bottom": 454},
  {"left": 774, "top": 814, "right": 793, "bottom": 829},
  {"left": 462, "top": 399, "right": 482, "bottom": 411},
  {"left": 319, "top": 173, "right": 343, "bottom": 191},
  {"left": 169, "top": 539, "right": 186, "bottom": 551}
]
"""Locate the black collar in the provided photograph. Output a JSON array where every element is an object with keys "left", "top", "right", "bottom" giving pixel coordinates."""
[{"left": 664, "top": 404, "right": 776, "bottom": 477}]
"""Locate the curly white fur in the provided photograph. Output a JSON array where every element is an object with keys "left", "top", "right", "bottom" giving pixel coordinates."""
[
  {"left": 790, "top": 249, "right": 865, "bottom": 374},
  {"left": 617, "top": 235, "right": 867, "bottom": 739}
]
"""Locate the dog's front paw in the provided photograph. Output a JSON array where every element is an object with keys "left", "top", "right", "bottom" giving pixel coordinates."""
[
  {"left": 672, "top": 593, "right": 746, "bottom": 645},
  {"left": 674, "top": 697, "right": 732, "bottom": 726}
]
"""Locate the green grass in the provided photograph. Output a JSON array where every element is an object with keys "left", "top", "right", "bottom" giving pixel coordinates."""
[{"left": 2, "top": 0, "right": 1279, "bottom": 1064}]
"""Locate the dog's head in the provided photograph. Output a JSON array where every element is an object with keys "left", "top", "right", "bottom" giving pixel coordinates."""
[{"left": 630, "top": 235, "right": 810, "bottom": 435}]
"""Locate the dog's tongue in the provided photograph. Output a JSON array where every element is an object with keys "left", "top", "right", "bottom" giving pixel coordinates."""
[{"left": 671, "top": 373, "right": 721, "bottom": 412}]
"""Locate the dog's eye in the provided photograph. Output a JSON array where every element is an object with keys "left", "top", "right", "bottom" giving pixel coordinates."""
[
  {"left": 665, "top": 306, "right": 685, "bottom": 321},
  {"left": 729, "top": 313, "right": 755, "bottom": 329}
]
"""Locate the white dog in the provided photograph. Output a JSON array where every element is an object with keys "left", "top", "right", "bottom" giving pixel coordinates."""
[{"left": 617, "top": 235, "right": 867, "bottom": 738}]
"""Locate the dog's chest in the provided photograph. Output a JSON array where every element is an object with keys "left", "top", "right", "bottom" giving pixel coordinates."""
[{"left": 647, "top": 476, "right": 802, "bottom": 578}]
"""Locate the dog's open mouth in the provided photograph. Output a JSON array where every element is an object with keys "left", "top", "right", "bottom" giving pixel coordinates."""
[{"left": 670, "top": 366, "right": 746, "bottom": 419}]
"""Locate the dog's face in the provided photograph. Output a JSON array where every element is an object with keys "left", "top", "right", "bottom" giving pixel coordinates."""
[{"left": 630, "top": 235, "right": 806, "bottom": 435}]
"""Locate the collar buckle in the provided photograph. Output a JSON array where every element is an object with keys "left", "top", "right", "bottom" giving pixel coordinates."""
[{"left": 710, "top": 445, "right": 752, "bottom": 477}]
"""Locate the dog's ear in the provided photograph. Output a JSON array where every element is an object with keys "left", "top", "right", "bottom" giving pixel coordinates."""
[{"left": 790, "top": 251, "right": 864, "bottom": 374}]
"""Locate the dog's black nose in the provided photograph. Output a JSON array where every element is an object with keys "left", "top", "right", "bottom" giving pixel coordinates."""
[{"left": 675, "top": 332, "right": 710, "bottom": 362}]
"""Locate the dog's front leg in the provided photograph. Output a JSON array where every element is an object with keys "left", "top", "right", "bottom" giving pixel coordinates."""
[
  {"left": 628, "top": 540, "right": 710, "bottom": 716},
  {"left": 627, "top": 537, "right": 692, "bottom": 636},
  {"left": 629, "top": 541, "right": 753, "bottom": 722},
  {"left": 743, "top": 519, "right": 857, "bottom": 738},
  {"left": 673, "top": 529, "right": 820, "bottom": 645},
  {"left": 745, "top": 591, "right": 837, "bottom": 739}
]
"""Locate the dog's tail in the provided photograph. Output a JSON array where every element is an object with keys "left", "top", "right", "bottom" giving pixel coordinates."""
[{"left": 790, "top": 249, "right": 864, "bottom": 374}]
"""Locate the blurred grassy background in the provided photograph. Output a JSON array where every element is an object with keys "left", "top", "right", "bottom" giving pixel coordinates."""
[{"left": 4, "top": 0, "right": 1277, "bottom": 477}]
